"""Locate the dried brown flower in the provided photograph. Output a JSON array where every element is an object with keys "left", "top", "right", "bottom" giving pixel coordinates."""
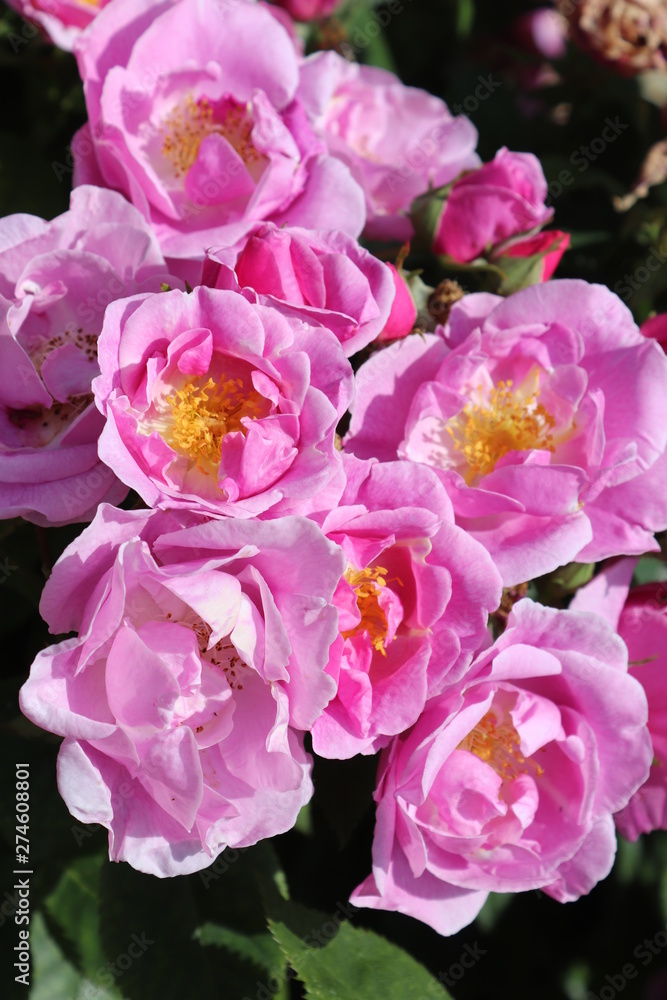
[
  {"left": 427, "top": 280, "right": 465, "bottom": 327},
  {"left": 559, "top": 0, "right": 667, "bottom": 75},
  {"left": 614, "top": 137, "right": 667, "bottom": 211}
]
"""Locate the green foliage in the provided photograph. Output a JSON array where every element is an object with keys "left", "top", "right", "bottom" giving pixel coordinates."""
[{"left": 265, "top": 891, "right": 454, "bottom": 999}]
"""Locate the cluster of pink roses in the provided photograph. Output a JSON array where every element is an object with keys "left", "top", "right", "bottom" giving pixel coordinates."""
[{"left": 9, "top": 0, "right": 667, "bottom": 939}]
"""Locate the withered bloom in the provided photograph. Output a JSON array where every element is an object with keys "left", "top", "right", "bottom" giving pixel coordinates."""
[{"left": 559, "top": 0, "right": 667, "bottom": 75}]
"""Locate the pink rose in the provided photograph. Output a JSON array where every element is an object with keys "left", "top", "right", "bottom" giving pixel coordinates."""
[
  {"left": 72, "top": 0, "right": 365, "bottom": 269},
  {"left": 0, "top": 185, "right": 176, "bottom": 526},
  {"left": 376, "top": 264, "right": 417, "bottom": 343},
  {"left": 271, "top": 0, "right": 341, "bottom": 20},
  {"left": 203, "top": 222, "right": 395, "bottom": 357},
  {"left": 93, "top": 284, "right": 353, "bottom": 518},
  {"left": 514, "top": 8, "right": 568, "bottom": 61},
  {"left": 310, "top": 455, "right": 503, "bottom": 759},
  {"left": 5, "top": 0, "right": 113, "bottom": 51},
  {"left": 432, "top": 148, "right": 554, "bottom": 263},
  {"left": 19, "top": 504, "right": 344, "bottom": 876},
  {"left": 351, "top": 599, "right": 651, "bottom": 935},
  {"left": 571, "top": 560, "right": 667, "bottom": 840},
  {"left": 345, "top": 280, "right": 667, "bottom": 585},
  {"left": 297, "top": 51, "right": 479, "bottom": 241},
  {"left": 642, "top": 313, "right": 667, "bottom": 352}
]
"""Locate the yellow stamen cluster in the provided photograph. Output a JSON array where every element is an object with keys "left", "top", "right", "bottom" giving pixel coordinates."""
[
  {"left": 341, "top": 566, "right": 391, "bottom": 656},
  {"left": 162, "top": 95, "right": 261, "bottom": 178},
  {"left": 446, "top": 380, "right": 556, "bottom": 484},
  {"left": 458, "top": 710, "right": 544, "bottom": 780},
  {"left": 167, "top": 375, "right": 265, "bottom": 471}
]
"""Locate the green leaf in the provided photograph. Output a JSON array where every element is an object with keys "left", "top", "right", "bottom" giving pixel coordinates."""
[
  {"left": 406, "top": 272, "right": 437, "bottom": 332},
  {"left": 266, "top": 893, "right": 454, "bottom": 1000},
  {"left": 633, "top": 555, "right": 667, "bottom": 586},
  {"left": 455, "top": 0, "right": 475, "bottom": 38},
  {"left": 95, "top": 841, "right": 290, "bottom": 1000},
  {"left": 615, "top": 836, "right": 644, "bottom": 886},
  {"left": 30, "top": 911, "right": 94, "bottom": 1000},
  {"left": 567, "top": 231, "right": 611, "bottom": 250},
  {"left": 550, "top": 562, "right": 596, "bottom": 593},
  {"left": 196, "top": 922, "right": 278, "bottom": 968},
  {"left": 98, "top": 860, "right": 218, "bottom": 1000},
  {"left": 192, "top": 841, "right": 287, "bottom": 979},
  {"left": 0, "top": 730, "right": 102, "bottom": 867},
  {"left": 294, "top": 800, "right": 314, "bottom": 836},
  {"left": 494, "top": 253, "right": 548, "bottom": 296},
  {"left": 45, "top": 854, "right": 118, "bottom": 992},
  {"left": 474, "top": 892, "right": 514, "bottom": 933},
  {"left": 362, "top": 29, "right": 397, "bottom": 72}
]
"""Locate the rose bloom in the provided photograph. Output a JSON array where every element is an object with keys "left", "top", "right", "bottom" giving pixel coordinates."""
[
  {"left": 5, "top": 0, "right": 113, "bottom": 51},
  {"left": 433, "top": 149, "right": 554, "bottom": 264},
  {"left": 345, "top": 280, "right": 667, "bottom": 585},
  {"left": 559, "top": 0, "right": 667, "bottom": 76},
  {"left": 0, "top": 185, "right": 176, "bottom": 526},
  {"left": 93, "top": 284, "right": 353, "bottom": 518},
  {"left": 297, "top": 51, "right": 479, "bottom": 241},
  {"left": 72, "top": 0, "right": 365, "bottom": 271},
  {"left": 571, "top": 559, "right": 667, "bottom": 840},
  {"left": 203, "top": 222, "right": 395, "bottom": 357},
  {"left": 642, "top": 312, "right": 667, "bottom": 352},
  {"left": 514, "top": 7, "right": 568, "bottom": 62},
  {"left": 19, "top": 504, "right": 344, "bottom": 876},
  {"left": 271, "top": 0, "right": 341, "bottom": 20},
  {"left": 506, "top": 8, "right": 568, "bottom": 106},
  {"left": 377, "top": 265, "right": 417, "bottom": 343},
  {"left": 310, "top": 455, "right": 503, "bottom": 759},
  {"left": 351, "top": 599, "right": 652, "bottom": 935}
]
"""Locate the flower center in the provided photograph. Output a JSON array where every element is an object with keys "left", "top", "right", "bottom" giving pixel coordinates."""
[
  {"left": 167, "top": 374, "right": 267, "bottom": 471},
  {"left": 446, "top": 379, "right": 556, "bottom": 484},
  {"left": 163, "top": 612, "right": 248, "bottom": 691},
  {"left": 161, "top": 95, "right": 264, "bottom": 179},
  {"left": 208, "top": 638, "right": 249, "bottom": 692},
  {"left": 23, "top": 328, "right": 98, "bottom": 376},
  {"left": 341, "top": 565, "right": 390, "bottom": 656},
  {"left": 7, "top": 394, "right": 93, "bottom": 448},
  {"left": 458, "top": 710, "right": 544, "bottom": 781}
]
